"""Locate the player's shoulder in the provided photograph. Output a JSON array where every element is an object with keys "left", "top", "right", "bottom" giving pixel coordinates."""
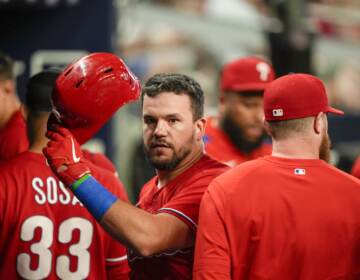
[
  {"left": 0, "top": 151, "right": 41, "bottom": 172},
  {"left": 198, "top": 154, "right": 230, "bottom": 172},
  {"left": 325, "top": 162, "right": 360, "bottom": 186},
  {"left": 224, "top": 156, "right": 265, "bottom": 175},
  {"left": 191, "top": 155, "right": 230, "bottom": 181},
  {"left": 210, "top": 157, "right": 268, "bottom": 191}
]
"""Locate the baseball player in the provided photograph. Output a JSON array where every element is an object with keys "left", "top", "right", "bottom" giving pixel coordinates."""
[
  {"left": 204, "top": 56, "right": 275, "bottom": 166},
  {"left": 194, "top": 73, "right": 360, "bottom": 279},
  {"left": 0, "top": 50, "right": 28, "bottom": 160},
  {"left": 0, "top": 69, "right": 130, "bottom": 279},
  {"left": 43, "top": 54, "right": 229, "bottom": 279}
]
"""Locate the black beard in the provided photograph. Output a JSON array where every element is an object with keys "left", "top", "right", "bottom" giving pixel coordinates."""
[
  {"left": 220, "top": 114, "right": 266, "bottom": 155},
  {"left": 143, "top": 138, "right": 192, "bottom": 171},
  {"left": 145, "top": 151, "right": 183, "bottom": 171}
]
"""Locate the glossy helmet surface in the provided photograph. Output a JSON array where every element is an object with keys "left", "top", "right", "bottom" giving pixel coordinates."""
[{"left": 49, "top": 52, "right": 141, "bottom": 144}]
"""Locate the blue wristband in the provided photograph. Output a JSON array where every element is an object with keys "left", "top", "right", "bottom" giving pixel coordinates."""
[{"left": 70, "top": 175, "right": 117, "bottom": 220}]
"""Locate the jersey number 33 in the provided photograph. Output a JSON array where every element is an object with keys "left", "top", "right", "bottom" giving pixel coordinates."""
[{"left": 17, "top": 215, "right": 93, "bottom": 280}]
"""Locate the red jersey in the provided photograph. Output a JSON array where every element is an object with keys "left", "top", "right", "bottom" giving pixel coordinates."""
[
  {"left": 351, "top": 156, "right": 360, "bottom": 179},
  {"left": 82, "top": 149, "right": 118, "bottom": 175},
  {"left": 194, "top": 156, "right": 360, "bottom": 279},
  {"left": 129, "top": 155, "right": 228, "bottom": 280},
  {"left": 204, "top": 116, "right": 271, "bottom": 166},
  {"left": 0, "top": 110, "right": 29, "bottom": 161},
  {"left": 0, "top": 151, "right": 130, "bottom": 279}
]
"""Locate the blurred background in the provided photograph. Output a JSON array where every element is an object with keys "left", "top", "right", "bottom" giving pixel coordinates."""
[{"left": 1, "top": 0, "right": 360, "bottom": 201}]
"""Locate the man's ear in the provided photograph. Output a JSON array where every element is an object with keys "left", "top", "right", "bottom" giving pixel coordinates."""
[
  {"left": 195, "top": 117, "right": 206, "bottom": 141},
  {"left": 313, "top": 112, "right": 324, "bottom": 135},
  {"left": 3, "top": 80, "right": 15, "bottom": 95},
  {"left": 263, "top": 118, "right": 272, "bottom": 137}
]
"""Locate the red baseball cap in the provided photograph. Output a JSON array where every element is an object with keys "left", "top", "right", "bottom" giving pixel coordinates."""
[
  {"left": 220, "top": 56, "right": 275, "bottom": 92},
  {"left": 264, "top": 73, "right": 344, "bottom": 121}
]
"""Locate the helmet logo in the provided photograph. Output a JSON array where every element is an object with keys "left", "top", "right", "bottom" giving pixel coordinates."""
[{"left": 120, "top": 72, "right": 129, "bottom": 81}]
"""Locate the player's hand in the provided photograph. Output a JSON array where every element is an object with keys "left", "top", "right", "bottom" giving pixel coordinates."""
[{"left": 43, "top": 125, "right": 91, "bottom": 187}]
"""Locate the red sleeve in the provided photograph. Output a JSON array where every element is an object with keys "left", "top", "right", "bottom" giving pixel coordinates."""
[
  {"left": 83, "top": 150, "right": 118, "bottom": 175},
  {"left": 193, "top": 181, "right": 231, "bottom": 280},
  {"left": 157, "top": 173, "right": 217, "bottom": 232},
  {"left": 105, "top": 238, "right": 130, "bottom": 280}
]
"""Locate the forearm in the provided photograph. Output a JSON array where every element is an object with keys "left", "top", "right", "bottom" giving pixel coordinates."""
[
  {"left": 100, "top": 201, "right": 167, "bottom": 256},
  {"left": 71, "top": 175, "right": 178, "bottom": 256}
]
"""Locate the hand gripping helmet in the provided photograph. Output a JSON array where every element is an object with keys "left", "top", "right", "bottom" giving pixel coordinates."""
[{"left": 49, "top": 52, "right": 141, "bottom": 144}]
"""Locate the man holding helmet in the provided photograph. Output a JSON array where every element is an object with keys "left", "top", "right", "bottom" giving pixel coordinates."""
[{"left": 43, "top": 53, "right": 228, "bottom": 279}]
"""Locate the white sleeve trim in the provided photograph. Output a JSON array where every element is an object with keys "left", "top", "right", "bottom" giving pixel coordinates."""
[
  {"left": 158, "top": 207, "right": 197, "bottom": 229},
  {"left": 106, "top": 254, "right": 128, "bottom": 262}
]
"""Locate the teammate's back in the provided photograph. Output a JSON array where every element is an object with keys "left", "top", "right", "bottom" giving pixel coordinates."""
[
  {"left": 209, "top": 156, "right": 360, "bottom": 278},
  {"left": 195, "top": 73, "right": 360, "bottom": 279},
  {"left": 0, "top": 151, "right": 129, "bottom": 279}
]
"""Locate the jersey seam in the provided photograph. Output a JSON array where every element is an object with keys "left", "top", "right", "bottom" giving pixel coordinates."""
[
  {"left": 106, "top": 254, "right": 128, "bottom": 262},
  {"left": 157, "top": 207, "right": 197, "bottom": 229}
]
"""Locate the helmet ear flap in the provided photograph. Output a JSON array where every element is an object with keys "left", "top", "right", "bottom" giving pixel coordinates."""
[{"left": 49, "top": 52, "right": 141, "bottom": 144}]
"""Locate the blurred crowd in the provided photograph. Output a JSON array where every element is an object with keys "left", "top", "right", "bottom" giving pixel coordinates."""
[{"left": 114, "top": 0, "right": 360, "bottom": 199}]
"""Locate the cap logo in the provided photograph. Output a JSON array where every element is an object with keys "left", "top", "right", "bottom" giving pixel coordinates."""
[
  {"left": 272, "top": 109, "right": 283, "bottom": 117},
  {"left": 294, "top": 168, "right": 306, "bottom": 175},
  {"left": 256, "top": 62, "right": 271, "bottom": 81}
]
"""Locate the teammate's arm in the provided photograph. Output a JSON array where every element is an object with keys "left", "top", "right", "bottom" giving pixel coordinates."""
[
  {"left": 193, "top": 185, "right": 231, "bottom": 280},
  {"left": 43, "top": 126, "right": 194, "bottom": 256}
]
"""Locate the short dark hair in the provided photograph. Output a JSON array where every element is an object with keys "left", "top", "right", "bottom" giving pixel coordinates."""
[
  {"left": 141, "top": 73, "right": 204, "bottom": 120},
  {"left": 0, "top": 50, "right": 14, "bottom": 80},
  {"left": 26, "top": 68, "right": 61, "bottom": 113}
]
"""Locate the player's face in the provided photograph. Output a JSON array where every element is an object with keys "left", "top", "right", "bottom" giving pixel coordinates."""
[
  {"left": 142, "top": 92, "right": 200, "bottom": 170},
  {"left": 221, "top": 92, "right": 265, "bottom": 143}
]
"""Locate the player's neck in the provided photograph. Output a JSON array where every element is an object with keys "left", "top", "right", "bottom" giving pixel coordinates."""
[
  {"left": 29, "top": 138, "right": 49, "bottom": 154},
  {"left": 271, "top": 137, "right": 320, "bottom": 160},
  {"left": 157, "top": 147, "right": 204, "bottom": 188}
]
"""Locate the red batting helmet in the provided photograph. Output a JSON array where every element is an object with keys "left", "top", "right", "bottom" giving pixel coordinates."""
[{"left": 49, "top": 52, "right": 140, "bottom": 144}]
